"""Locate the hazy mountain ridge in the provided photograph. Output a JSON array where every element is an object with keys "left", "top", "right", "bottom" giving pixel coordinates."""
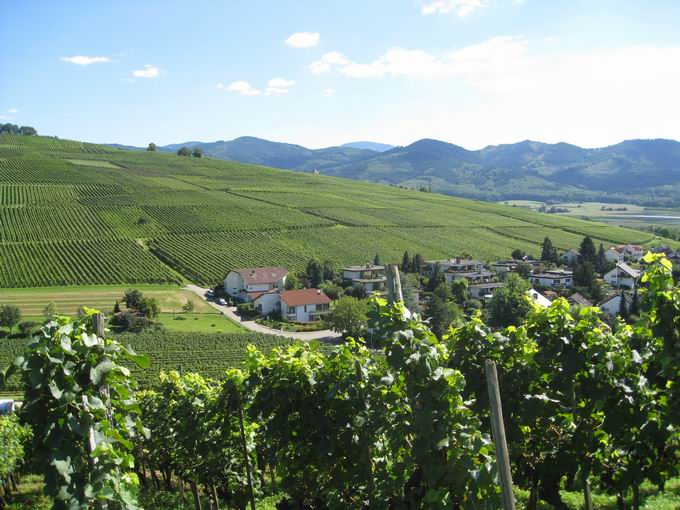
[{"left": 106, "top": 136, "right": 680, "bottom": 206}]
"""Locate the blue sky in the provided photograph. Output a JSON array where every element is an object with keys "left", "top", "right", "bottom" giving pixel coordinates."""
[{"left": 2, "top": 0, "right": 680, "bottom": 148}]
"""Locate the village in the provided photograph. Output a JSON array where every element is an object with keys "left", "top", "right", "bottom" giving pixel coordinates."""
[{"left": 204, "top": 237, "right": 680, "bottom": 337}]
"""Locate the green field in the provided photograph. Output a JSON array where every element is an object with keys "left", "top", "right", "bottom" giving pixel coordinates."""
[
  {"left": 0, "top": 330, "right": 296, "bottom": 390},
  {"left": 0, "top": 134, "right": 676, "bottom": 289}
]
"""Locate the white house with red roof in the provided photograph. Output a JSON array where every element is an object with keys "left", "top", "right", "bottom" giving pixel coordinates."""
[
  {"left": 224, "top": 267, "right": 288, "bottom": 300},
  {"left": 280, "top": 288, "right": 331, "bottom": 322}
]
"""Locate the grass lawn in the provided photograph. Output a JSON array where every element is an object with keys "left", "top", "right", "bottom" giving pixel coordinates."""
[
  {"left": 156, "top": 312, "right": 244, "bottom": 333},
  {"left": 0, "top": 284, "right": 210, "bottom": 316}
]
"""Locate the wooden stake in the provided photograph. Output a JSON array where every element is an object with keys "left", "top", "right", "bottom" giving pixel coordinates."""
[
  {"left": 92, "top": 313, "right": 105, "bottom": 338},
  {"left": 485, "top": 360, "right": 516, "bottom": 510},
  {"left": 386, "top": 264, "right": 403, "bottom": 304}
]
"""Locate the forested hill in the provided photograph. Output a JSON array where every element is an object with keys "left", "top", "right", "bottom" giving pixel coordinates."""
[
  {"left": 122, "top": 136, "right": 680, "bottom": 207},
  {"left": 1, "top": 133, "right": 675, "bottom": 289}
]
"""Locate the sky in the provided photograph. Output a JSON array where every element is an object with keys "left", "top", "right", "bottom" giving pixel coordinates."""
[{"left": 2, "top": 0, "right": 680, "bottom": 149}]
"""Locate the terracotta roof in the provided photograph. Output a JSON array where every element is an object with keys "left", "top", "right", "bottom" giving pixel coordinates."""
[
  {"left": 231, "top": 267, "right": 288, "bottom": 285},
  {"left": 280, "top": 288, "right": 331, "bottom": 306},
  {"left": 249, "top": 290, "right": 278, "bottom": 302}
]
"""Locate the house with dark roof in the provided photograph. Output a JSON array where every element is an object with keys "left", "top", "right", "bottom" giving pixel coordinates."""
[
  {"left": 603, "top": 262, "right": 640, "bottom": 289},
  {"left": 567, "top": 292, "right": 594, "bottom": 308},
  {"left": 224, "top": 267, "right": 288, "bottom": 300},
  {"left": 281, "top": 289, "right": 331, "bottom": 322},
  {"left": 599, "top": 292, "right": 632, "bottom": 318}
]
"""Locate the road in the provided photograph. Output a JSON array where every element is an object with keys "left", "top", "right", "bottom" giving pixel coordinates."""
[{"left": 184, "top": 284, "right": 342, "bottom": 342}]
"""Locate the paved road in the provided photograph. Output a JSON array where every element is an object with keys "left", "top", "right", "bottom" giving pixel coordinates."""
[{"left": 185, "top": 284, "right": 342, "bottom": 341}]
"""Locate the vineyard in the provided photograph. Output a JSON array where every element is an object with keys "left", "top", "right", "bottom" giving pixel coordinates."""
[
  {"left": 0, "top": 133, "right": 676, "bottom": 288},
  {"left": 0, "top": 255, "right": 677, "bottom": 509}
]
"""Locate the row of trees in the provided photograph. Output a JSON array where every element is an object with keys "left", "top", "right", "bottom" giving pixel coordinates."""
[{"left": 0, "top": 124, "right": 37, "bottom": 135}]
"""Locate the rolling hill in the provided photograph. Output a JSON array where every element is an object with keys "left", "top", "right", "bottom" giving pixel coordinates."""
[{"left": 0, "top": 133, "right": 674, "bottom": 289}]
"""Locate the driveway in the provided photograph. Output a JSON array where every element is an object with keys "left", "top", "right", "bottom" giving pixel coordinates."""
[{"left": 185, "top": 284, "right": 342, "bottom": 342}]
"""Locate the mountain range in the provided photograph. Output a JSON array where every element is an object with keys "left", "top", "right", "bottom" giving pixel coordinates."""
[{"left": 107, "top": 137, "right": 680, "bottom": 206}]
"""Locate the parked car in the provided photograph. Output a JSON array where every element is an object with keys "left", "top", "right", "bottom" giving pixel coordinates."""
[
  {"left": 205, "top": 289, "right": 214, "bottom": 297},
  {"left": 217, "top": 298, "right": 227, "bottom": 305}
]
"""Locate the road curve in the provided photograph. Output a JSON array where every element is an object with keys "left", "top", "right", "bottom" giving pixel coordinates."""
[{"left": 184, "top": 284, "right": 343, "bottom": 342}]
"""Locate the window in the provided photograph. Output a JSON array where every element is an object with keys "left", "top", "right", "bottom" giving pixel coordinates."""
[
  {"left": 304, "top": 305, "right": 307, "bottom": 312},
  {"left": 287, "top": 306, "right": 295, "bottom": 314}
]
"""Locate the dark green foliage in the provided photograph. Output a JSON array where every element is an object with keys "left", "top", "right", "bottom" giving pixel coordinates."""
[
  {"left": 578, "top": 236, "right": 597, "bottom": 264},
  {"left": 146, "top": 142, "right": 157, "bottom": 151},
  {"left": 425, "top": 294, "right": 459, "bottom": 338},
  {"left": 373, "top": 253, "right": 381, "bottom": 265},
  {"left": 618, "top": 289, "right": 629, "bottom": 319},
  {"left": 488, "top": 273, "right": 532, "bottom": 327},
  {"left": 451, "top": 278, "right": 470, "bottom": 304},
  {"left": 512, "top": 248, "right": 525, "bottom": 259},
  {"left": 322, "top": 296, "right": 368, "bottom": 339},
  {"left": 401, "top": 250, "right": 410, "bottom": 273},
  {"left": 123, "top": 289, "right": 144, "bottom": 311},
  {"left": 596, "top": 243, "right": 607, "bottom": 272},
  {"left": 191, "top": 147, "right": 203, "bottom": 158},
  {"left": 305, "top": 259, "right": 323, "bottom": 288},
  {"left": 0, "top": 304, "right": 21, "bottom": 333},
  {"left": 573, "top": 261, "right": 596, "bottom": 287},
  {"left": 541, "top": 236, "right": 558, "bottom": 264},
  {"left": 411, "top": 253, "right": 424, "bottom": 274},
  {"left": 176, "top": 146, "right": 192, "bottom": 156},
  {"left": 138, "top": 296, "right": 160, "bottom": 319},
  {"left": 516, "top": 261, "right": 533, "bottom": 278},
  {"left": 0, "top": 124, "right": 37, "bottom": 135}
]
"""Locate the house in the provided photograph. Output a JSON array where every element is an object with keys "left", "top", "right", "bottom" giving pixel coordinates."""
[
  {"left": 561, "top": 249, "right": 580, "bottom": 265},
  {"left": 603, "top": 262, "right": 640, "bottom": 289},
  {"left": 469, "top": 282, "right": 505, "bottom": 299},
  {"left": 0, "top": 400, "right": 14, "bottom": 416},
  {"left": 281, "top": 288, "right": 331, "bottom": 323},
  {"left": 599, "top": 293, "right": 632, "bottom": 318},
  {"left": 528, "top": 289, "right": 552, "bottom": 308},
  {"left": 251, "top": 291, "right": 281, "bottom": 316},
  {"left": 605, "top": 247, "right": 624, "bottom": 264},
  {"left": 224, "top": 267, "right": 288, "bottom": 300},
  {"left": 614, "top": 244, "right": 645, "bottom": 261},
  {"left": 424, "top": 258, "right": 484, "bottom": 276},
  {"left": 341, "top": 264, "right": 387, "bottom": 293},
  {"left": 567, "top": 292, "right": 594, "bottom": 308},
  {"left": 446, "top": 270, "right": 495, "bottom": 284},
  {"left": 530, "top": 269, "right": 573, "bottom": 289},
  {"left": 491, "top": 259, "right": 540, "bottom": 275}
]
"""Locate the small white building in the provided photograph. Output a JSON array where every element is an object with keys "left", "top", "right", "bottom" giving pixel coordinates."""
[
  {"left": 251, "top": 291, "right": 281, "bottom": 316},
  {"left": 530, "top": 269, "right": 573, "bottom": 289},
  {"left": 224, "top": 267, "right": 288, "bottom": 300},
  {"left": 281, "top": 288, "right": 331, "bottom": 323},
  {"left": 561, "top": 249, "right": 580, "bottom": 265},
  {"left": 446, "top": 270, "right": 495, "bottom": 284},
  {"left": 528, "top": 289, "right": 552, "bottom": 308},
  {"left": 352, "top": 278, "right": 386, "bottom": 292},
  {"left": 342, "top": 264, "right": 385, "bottom": 282},
  {"left": 605, "top": 247, "right": 624, "bottom": 264},
  {"left": 599, "top": 293, "right": 632, "bottom": 318},
  {"left": 469, "top": 282, "right": 505, "bottom": 299},
  {"left": 424, "top": 258, "right": 484, "bottom": 276},
  {"left": 603, "top": 262, "right": 640, "bottom": 289}
]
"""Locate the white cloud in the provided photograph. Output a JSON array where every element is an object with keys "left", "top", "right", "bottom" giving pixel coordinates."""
[
  {"left": 132, "top": 65, "right": 161, "bottom": 78},
  {"left": 265, "top": 87, "right": 288, "bottom": 96},
  {"left": 322, "top": 88, "right": 334, "bottom": 97},
  {"left": 267, "top": 77, "right": 295, "bottom": 88},
  {"left": 60, "top": 55, "right": 110, "bottom": 65},
  {"left": 418, "top": 0, "right": 487, "bottom": 16},
  {"left": 7, "top": 108, "right": 18, "bottom": 114},
  {"left": 286, "top": 32, "right": 320, "bottom": 48},
  {"left": 0, "top": 115, "right": 10, "bottom": 121},
  {"left": 223, "top": 80, "right": 261, "bottom": 96},
  {"left": 308, "top": 52, "right": 349, "bottom": 74}
]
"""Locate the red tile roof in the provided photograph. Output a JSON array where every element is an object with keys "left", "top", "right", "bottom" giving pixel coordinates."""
[
  {"left": 280, "top": 288, "right": 331, "bottom": 306},
  {"left": 232, "top": 267, "right": 288, "bottom": 285}
]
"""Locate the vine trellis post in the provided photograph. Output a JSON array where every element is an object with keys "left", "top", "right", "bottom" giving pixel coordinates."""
[{"left": 485, "top": 360, "right": 516, "bottom": 510}]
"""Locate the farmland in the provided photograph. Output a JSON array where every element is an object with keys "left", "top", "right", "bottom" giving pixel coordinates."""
[{"left": 0, "top": 134, "right": 676, "bottom": 289}]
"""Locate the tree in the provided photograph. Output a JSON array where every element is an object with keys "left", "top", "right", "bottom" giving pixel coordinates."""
[
  {"left": 488, "top": 273, "right": 532, "bottom": 327},
  {"left": 373, "top": 253, "right": 382, "bottom": 265},
  {"left": 401, "top": 272, "right": 422, "bottom": 313},
  {"left": 411, "top": 253, "right": 424, "bottom": 274},
  {"left": 426, "top": 263, "right": 445, "bottom": 291},
  {"left": 182, "top": 299, "right": 195, "bottom": 313},
  {"left": 322, "top": 296, "right": 368, "bottom": 339},
  {"left": 147, "top": 142, "right": 157, "bottom": 151},
  {"left": 113, "top": 301, "right": 121, "bottom": 314},
  {"left": 516, "top": 262, "right": 533, "bottom": 278},
  {"left": 511, "top": 248, "right": 525, "bottom": 260},
  {"left": 0, "top": 304, "right": 21, "bottom": 334},
  {"left": 177, "top": 146, "right": 192, "bottom": 156},
  {"left": 573, "top": 261, "right": 596, "bottom": 288},
  {"left": 305, "top": 259, "right": 323, "bottom": 288},
  {"left": 285, "top": 273, "right": 302, "bottom": 290},
  {"left": 596, "top": 243, "right": 607, "bottom": 273},
  {"left": 541, "top": 237, "right": 558, "bottom": 264},
  {"left": 192, "top": 147, "right": 203, "bottom": 158},
  {"left": 630, "top": 289, "right": 640, "bottom": 316},
  {"left": 590, "top": 282, "right": 604, "bottom": 303},
  {"left": 425, "top": 295, "right": 461, "bottom": 338},
  {"left": 123, "top": 289, "right": 144, "bottom": 311},
  {"left": 451, "top": 278, "right": 470, "bottom": 305},
  {"left": 401, "top": 250, "right": 411, "bottom": 273},
  {"left": 618, "top": 290, "right": 629, "bottom": 320},
  {"left": 18, "top": 126, "right": 37, "bottom": 136},
  {"left": 138, "top": 297, "right": 160, "bottom": 319},
  {"left": 578, "top": 236, "right": 597, "bottom": 264},
  {"left": 321, "top": 260, "right": 336, "bottom": 283}
]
